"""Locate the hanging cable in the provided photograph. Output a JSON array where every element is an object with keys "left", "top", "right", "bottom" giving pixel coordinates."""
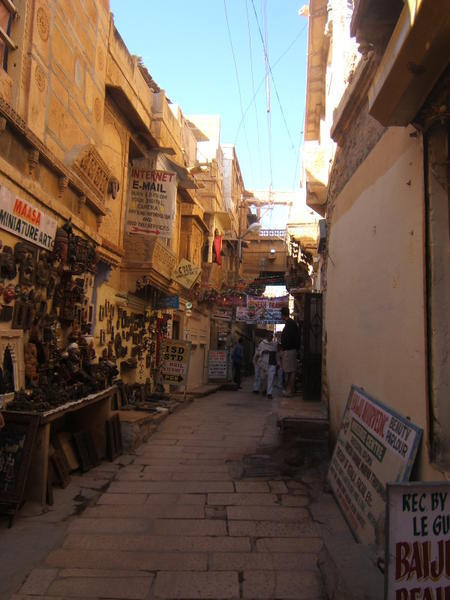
[
  {"left": 223, "top": 0, "right": 255, "bottom": 185},
  {"left": 250, "top": 0, "right": 297, "bottom": 152},
  {"left": 245, "top": 0, "right": 263, "bottom": 185}
]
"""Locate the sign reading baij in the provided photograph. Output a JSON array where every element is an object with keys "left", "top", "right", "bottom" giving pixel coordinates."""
[
  {"left": 385, "top": 482, "right": 450, "bottom": 600},
  {"left": 328, "top": 386, "right": 422, "bottom": 547},
  {"left": 0, "top": 185, "right": 57, "bottom": 250},
  {"left": 126, "top": 160, "right": 176, "bottom": 238}
]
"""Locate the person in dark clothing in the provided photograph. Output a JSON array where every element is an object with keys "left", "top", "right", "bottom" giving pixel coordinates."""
[
  {"left": 232, "top": 337, "right": 243, "bottom": 389},
  {"left": 280, "top": 306, "right": 300, "bottom": 397}
]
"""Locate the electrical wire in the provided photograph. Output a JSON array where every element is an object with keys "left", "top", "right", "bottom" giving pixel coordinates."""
[
  {"left": 245, "top": 0, "right": 263, "bottom": 186},
  {"left": 234, "top": 23, "right": 307, "bottom": 146},
  {"left": 250, "top": 0, "right": 298, "bottom": 152},
  {"left": 223, "top": 0, "right": 255, "bottom": 185}
]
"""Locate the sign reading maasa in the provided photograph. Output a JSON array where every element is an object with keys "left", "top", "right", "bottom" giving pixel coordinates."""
[
  {"left": 0, "top": 185, "right": 57, "bottom": 250},
  {"left": 328, "top": 386, "right": 422, "bottom": 547},
  {"left": 126, "top": 160, "right": 176, "bottom": 238},
  {"left": 385, "top": 482, "right": 450, "bottom": 600}
]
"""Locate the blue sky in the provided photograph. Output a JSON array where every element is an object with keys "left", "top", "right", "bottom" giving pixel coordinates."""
[{"left": 109, "top": 0, "right": 308, "bottom": 198}]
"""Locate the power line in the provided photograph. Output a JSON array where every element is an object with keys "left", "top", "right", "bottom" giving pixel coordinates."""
[
  {"left": 245, "top": 0, "right": 263, "bottom": 186},
  {"left": 223, "top": 0, "right": 255, "bottom": 185},
  {"left": 250, "top": 0, "right": 298, "bottom": 152},
  {"left": 234, "top": 22, "right": 307, "bottom": 146}
]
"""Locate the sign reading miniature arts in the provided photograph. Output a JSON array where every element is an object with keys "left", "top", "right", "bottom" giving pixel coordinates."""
[
  {"left": 328, "top": 386, "right": 422, "bottom": 547},
  {"left": 126, "top": 160, "right": 176, "bottom": 238},
  {"left": 385, "top": 482, "right": 450, "bottom": 600},
  {"left": 0, "top": 185, "right": 57, "bottom": 250},
  {"left": 208, "top": 350, "right": 228, "bottom": 381},
  {"left": 160, "top": 340, "right": 191, "bottom": 387}
]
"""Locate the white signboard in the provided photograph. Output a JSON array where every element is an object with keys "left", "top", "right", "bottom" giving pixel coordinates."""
[
  {"left": 126, "top": 160, "right": 176, "bottom": 238},
  {"left": 328, "top": 386, "right": 422, "bottom": 547},
  {"left": 160, "top": 340, "right": 191, "bottom": 386},
  {"left": 386, "top": 482, "right": 450, "bottom": 600},
  {"left": 0, "top": 185, "right": 57, "bottom": 250},
  {"left": 172, "top": 258, "right": 201, "bottom": 289},
  {"left": 208, "top": 350, "right": 228, "bottom": 381}
]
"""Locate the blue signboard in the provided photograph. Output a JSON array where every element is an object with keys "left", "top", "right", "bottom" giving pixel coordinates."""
[{"left": 156, "top": 295, "right": 179, "bottom": 309}]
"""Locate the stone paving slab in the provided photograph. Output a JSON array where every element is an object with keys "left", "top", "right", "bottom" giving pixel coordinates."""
[
  {"left": 207, "top": 492, "right": 278, "bottom": 506},
  {"left": 67, "top": 517, "right": 227, "bottom": 535},
  {"left": 153, "top": 571, "right": 239, "bottom": 599},
  {"left": 46, "top": 576, "right": 153, "bottom": 599},
  {"left": 97, "top": 492, "right": 148, "bottom": 505},
  {"left": 227, "top": 506, "right": 310, "bottom": 521},
  {"left": 255, "top": 537, "right": 324, "bottom": 553},
  {"left": 280, "top": 494, "right": 310, "bottom": 507},
  {"left": 19, "top": 568, "right": 58, "bottom": 595},
  {"left": 144, "top": 493, "right": 207, "bottom": 505},
  {"left": 46, "top": 548, "right": 207, "bottom": 571},
  {"left": 84, "top": 504, "right": 205, "bottom": 519},
  {"left": 235, "top": 481, "right": 270, "bottom": 493},
  {"left": 209, "top": 551, "right": 318, "bottom": 571},
  {"left": 108, "top": 480, "right": 234, "bottom": 494},
  {"left": 63, "top": 533, "right": 251, "bottom": 552},
  {"left": 242, "top": 570, "right": 323, "bottom": 599},
  {"left": 228, "top": 520, "right": 319, "bottom": 537}
]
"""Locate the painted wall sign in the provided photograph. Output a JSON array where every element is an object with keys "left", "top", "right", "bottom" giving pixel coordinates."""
[
  {"left": 156, "top": 295, "right": 179, "bottom": 309},
  {"left": 160, "top": 340, "right": 191, "bottom": 386},
  {"left": 385, "top": 482, "right": 450, "bottom": 600},
  {"left": 208, "top": 350, "right": 228, "bottom": 381},
  {"left": 172, "top": 258, "right": 201, "bottom": 289},
  {"left": 212, "top": 307, "right": 233, "bottom": 321},
  {"left": 126, "top": 159, "right": 177, "bottom": 238},
  {"left": 328, "top": 385, "right": 422, "bottom": 547},
  {"left": 0, "top": 185, "right": 57, "bottom": 250}
]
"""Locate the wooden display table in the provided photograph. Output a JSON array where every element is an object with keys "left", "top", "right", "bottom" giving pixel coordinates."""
[{"left": 7, "top": 386, "right": 118, "bottom": 506}]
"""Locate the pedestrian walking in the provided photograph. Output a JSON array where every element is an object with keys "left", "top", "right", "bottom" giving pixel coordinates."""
[
  {"left": 280, "top": 306, "right": 300, "bottom": 397},
  {"left": 252, "top": 333, "right": 277, "bottom": 399},
  {"left": 232, "top": 337, "right": 243, "bottom": 389}
]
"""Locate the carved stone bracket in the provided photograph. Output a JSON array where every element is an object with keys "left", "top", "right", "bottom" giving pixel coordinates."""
[
  {"left": 73, "top": 193, "right": 86, "bottom": 215},
  {"left": 72, "top": 145, "right": 110, "bottom": 208},
  {"left": 58, "top": 175, "right": 68, "bottom": 198},
  {"left": 96, "top": 214, "right": 104, "bottom": 231},
  {"left": 0, "top": 117, "right": 6, "bottom": 134},
  {"left": 28, "top": 149, "right": 39, "bottom": 175}
]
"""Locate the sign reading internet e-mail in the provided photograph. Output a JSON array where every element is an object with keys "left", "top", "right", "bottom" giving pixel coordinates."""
[
  {"left": 0, "top": 185, "right": 57, "bottom": 250},
  {"left": 126, "top": 159, "right": 177, "bottom": 238},
  {"left": 328, "top": 386, "right": 422, "bottom": 548},
  {"left": 385, "top": 482, "right": 450, "bottom": 600}
]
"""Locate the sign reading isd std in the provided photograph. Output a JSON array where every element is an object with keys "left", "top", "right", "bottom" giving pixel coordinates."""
[
  {"left": 160, "top": 340, "right": 191, "bottom": 386},
  {"left": 208, "top": 350, "right": 228, "bottom": 381},
  {"left": 172, "top": 258, "right": 201, "bottom": 289},
  {"left": 328, "top": 386, "right": 422, "bottom": 547},
  {"left": 0, "top": 185, "right": 57, "bottom": 250},
  {"left": 126, "top": 159, "right": 177, "bottom": 238},
  {"left": 385, "top": 482, "right": 450, "bottom": 600}
]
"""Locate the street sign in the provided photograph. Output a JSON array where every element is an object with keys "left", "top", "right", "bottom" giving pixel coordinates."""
[
  {"left": 328, "top": 385, "right": 422, "bottom": 548},
  {"left": 156, "top": 295, "right": 179, "bottom": 309},
  {"left": 172, "top": 259, "right": 201, "bottom": 289},
  {"left": 208, "top": 350, "right": 228, "bottom": 381},
  {"left": 160, "top": 340, "right": 192, "bottom": 387}
]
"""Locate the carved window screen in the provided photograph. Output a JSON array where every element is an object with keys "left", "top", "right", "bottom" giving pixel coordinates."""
[{"left": 0, "top": 0, "right": 17, "bottom": 71}]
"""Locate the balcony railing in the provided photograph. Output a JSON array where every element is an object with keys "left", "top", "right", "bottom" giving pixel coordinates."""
[{"left": 258, "top": 229, "right": 286, "bottom": 239}]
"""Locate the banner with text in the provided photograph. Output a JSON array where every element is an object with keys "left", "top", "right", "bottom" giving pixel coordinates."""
[
  {"left": 328, "top": 386, "right": 422, "bottom": 547},
  {"left": 236, "top": 296, "right": 288, "bottom": 324},
  {"left": 126, "top": 159, "right": 176, "bottom": 238},
  {"left": 385, "top": 482, "right": 450, "bottom": 600},
  {"left": 0, "top": 185, "right": 57, "bottom": 250},
  {"left": 208, "top": 350, "right": 228, "bottom": 381}
]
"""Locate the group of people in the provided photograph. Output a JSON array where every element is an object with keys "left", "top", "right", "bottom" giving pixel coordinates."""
[{"left": 231, "top": 306, "right": 301, "bottom": 398}]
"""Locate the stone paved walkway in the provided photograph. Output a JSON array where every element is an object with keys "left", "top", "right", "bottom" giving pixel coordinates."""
[{"left": 13, "top": 383, "right": 328, "bottom": 599}]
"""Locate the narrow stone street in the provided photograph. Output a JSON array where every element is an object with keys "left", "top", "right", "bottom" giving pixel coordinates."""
[{"left": 12, "top": 383, "right": 334, "bottom": 599}]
